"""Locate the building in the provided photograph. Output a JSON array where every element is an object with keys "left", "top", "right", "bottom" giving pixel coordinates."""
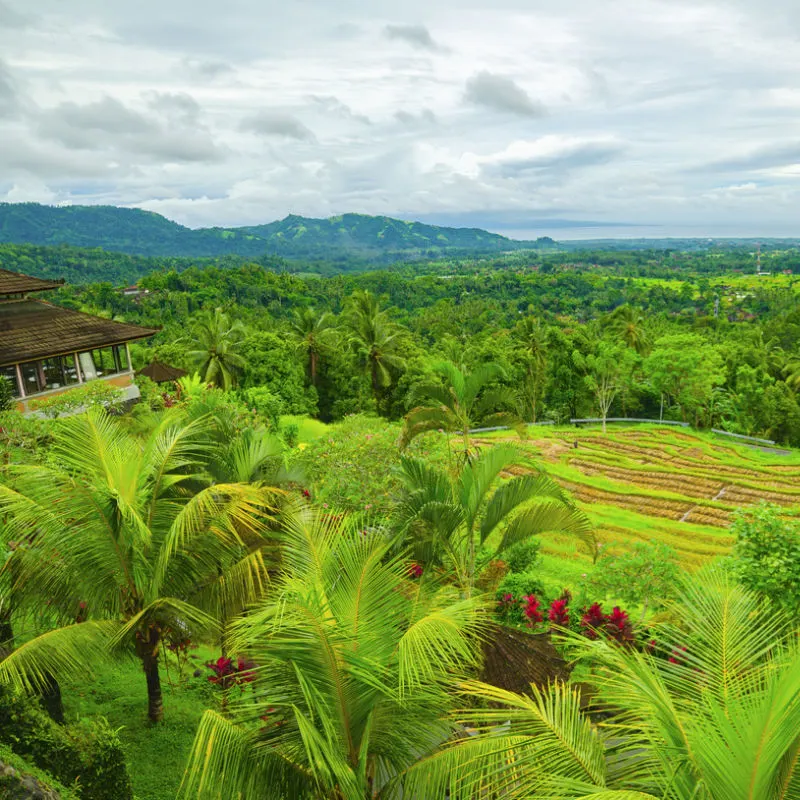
[{"left": 0, "top": 268, "right": 158, "bottom": 413}]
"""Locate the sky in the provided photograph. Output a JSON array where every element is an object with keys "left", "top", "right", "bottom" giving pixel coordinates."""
[{"left": 2, "top": 0, "right": 800, "bottom": 238}]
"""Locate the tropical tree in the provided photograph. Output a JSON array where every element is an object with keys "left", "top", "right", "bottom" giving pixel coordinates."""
[
  {"left": 288, "top": 307, "right": 335, "bottom": 387},
  {"left": 604, "top": 305, "right": 652, "bottom": 355},
  {"left": 401, "top": 361, "right": 525, "bottom": 456},
  {"left": 395, "top": 443, "right": 595, "bottom": 594},
  {"left": 402, "top": 570, "right": 800, "bottom": 799},
  {"left": 0, "top": 409, "right": 278, "bottom": 722},
  {"left": 187, "top": 307, "right": 247, "bottom": 390},
  {"left": 344, "top": 291, "right": 406, "bottom": 405},
  {"left": 514, "top": 317, "right": 549, "bottom": 424},
  {"left": 181, "top": 509, "right": 487, "bottom": 799}
]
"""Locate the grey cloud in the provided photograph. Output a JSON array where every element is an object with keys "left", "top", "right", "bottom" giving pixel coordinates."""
[
  {"left": 485, "top": 142, "right": 625, "bottom": 178},
  {"left": 146, "top": 91, "right": 202, "bottom": 122},
  {"left": 464, "top": 71, "right": 545, "bottom": 117},
  {"left": 699, "top": 142, "right": 800, "bottom": 173},
  {"left": 384, "top": 23, "right": 443, "bottom": 52},
  {"left": 0, "top": 60, "right": 18, "bottom": 115},
  {"left": 308, "top": 95, "right": 371, "bottom": 125},
  {"left": 36, "top": 96, "right": 223, "bottom": 164},
  {"left": 240, "top": 111, "right": 317, "bottom": 141},
  {"left": 395, "top": 108, "right": 437, "bottom": 125},
  {"left": 184, "top": 59, "right": 235, "bottom": 79},
  {"left": 0, "top": 1, "right": 32, "bottom": 28}
]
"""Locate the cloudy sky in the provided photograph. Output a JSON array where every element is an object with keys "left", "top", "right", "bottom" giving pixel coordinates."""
[{"left": 2, "top": 0, "right": 800, "bottom": 238}]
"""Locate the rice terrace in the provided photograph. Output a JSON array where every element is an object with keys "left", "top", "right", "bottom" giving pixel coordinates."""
[{"left": 478, "top": 423, "right": 800, "bottom": 581}]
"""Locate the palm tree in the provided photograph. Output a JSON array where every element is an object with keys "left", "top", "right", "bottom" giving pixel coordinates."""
[
  {"left": 403, "top": 570, "right": 800, "bottom": 799},
  {"left": 605, "top": 305, "right": 652, "bottom": 355},
  {"left": 401, "top": 361, "right": 525, "bottom": 456},
  {"left": 187, "top": 307, "right": 247, "bottom": 390},
  {"left": 344, "top": 291, "right": 406, "bottom": 404},
  {"left": 514, "top": 318, "right": 549, "bottom": 424},
  {"left": 395, "top": 444, "right": 595, "bottom": 595},
  {"left": 288, "top": 307, "right": 335, "bottom": 387},
  {"left": 783, "top": 356, "right": 800, "bottom": 392},
  {"left": 180, "top": 509, "right": 487, "bottom": 799},
  {"left": 0, "top": 409, "right": 278, "bottom": 722}
]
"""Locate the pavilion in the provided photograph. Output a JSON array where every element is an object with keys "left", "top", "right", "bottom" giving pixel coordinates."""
[{"left": 0, "top": 268, "right": 158, "bottom": 413}]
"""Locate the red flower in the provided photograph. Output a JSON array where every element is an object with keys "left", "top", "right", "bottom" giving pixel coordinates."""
[
  {"left": 302, "top": 489, "right": 311, "bottom": 499},
  {"left": 407, "top": 563, "right": 423, "bottom": 578},
  {"left": 605, "top": 606, "right": 635, "bottom": 645},
  {"left": 668, "top": 645, "right": 688, "bottom": 665},
  {"left": 580, "top": 602, "right": 607, "bottom": 639},
  {"left": 521, "top": 594, "right": 543, "bottom": 626},
  {"left": 548, "top": 598, "right": 570, "bottom": 627}
]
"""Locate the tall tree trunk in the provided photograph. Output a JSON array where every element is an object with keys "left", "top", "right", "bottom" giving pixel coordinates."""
[
  {"left": 310, "top": 349, "right": 318, "bottom": 386},
  {"left": 40, "top": 673, "right": 64, "bottom": 724},
  {"left": 0, "top": 605, "right": 13, "bottom": 653},
  {"left": 138, "top": 626, "right": 164, "bottom": 723}
]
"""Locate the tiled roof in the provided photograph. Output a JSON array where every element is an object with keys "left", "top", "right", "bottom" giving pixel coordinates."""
[
  {"left": 0, "top": 269, "right": 64, "bottom": 296},
  {"left": 0, "top": 299, "right": 158, "bottom": 366}
]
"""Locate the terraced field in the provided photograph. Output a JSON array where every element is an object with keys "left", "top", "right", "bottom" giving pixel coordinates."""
[{"left": 479, "top": 425, "right": 800, "bottom": 581}]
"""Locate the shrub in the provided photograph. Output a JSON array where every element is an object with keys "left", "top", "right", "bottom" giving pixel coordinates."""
[
  {"left": 28, "top": 382, "right": 124, "bottom": 419},
  {"left": 0, "top": 377, "right": 13, "bottom": 414},
  {"left": 730, "top": 502, "right": 800, "bottom": 614},
  {"left": 0, "top": 689, "right": 132, "bottom": 800},
  {"left": 0, "top": 743, "right": 79, "bottom": 800},
  {"left": 504, "top": 539, "right": 541, "bottom": 574}
]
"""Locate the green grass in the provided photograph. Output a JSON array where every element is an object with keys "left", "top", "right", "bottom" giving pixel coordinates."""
[
  {"left": 282, "top": 414, "right": 330, "bottom": 443},
  {"left": 62, "top": 654, "right": 216, "bottom": 800}
]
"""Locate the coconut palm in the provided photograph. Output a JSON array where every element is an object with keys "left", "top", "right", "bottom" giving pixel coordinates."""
[
  {"left": 605, "top": 305, "right": 652, "bottom": 355},
  {"left": 514, "top": 318, "right": 549, "bottom": 424},
  {"left": 187, "top": 307, "right": 247, "bottom": 390},
  {"left": 344, "top": 291, "right": 406, "bottom": 403},
  {"left": 402, "top": 570, "right": 800, "bottom": 799},
  {"left": 401, "top": 361, "right": 526, "bottom": 456},
  {"left": 0, "top": 409, "right": 278, "bottom": 722},
  {"left": 180, "top": 509, "right": 487, "bottom": 800},
  {"left": 395, "top": 443, "right": 595, "bottom": 595},
  {"left": 288, "top": 307, "right": 335, "bottom": 387}
]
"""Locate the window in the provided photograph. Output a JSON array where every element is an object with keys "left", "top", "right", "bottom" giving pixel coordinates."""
[
  {"left": 0, "top": 365, "right": 19, "bottom": 398},
  {"left": 80, "top": 345, "right": 127, "bottom": 378},
  {"left": 19, "top": 355, "right": 80, "bottom": 395}
]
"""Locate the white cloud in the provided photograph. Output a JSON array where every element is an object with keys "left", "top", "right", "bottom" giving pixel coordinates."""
[{"left": 1, "top": 0, "right": 800, "bottom": 235}]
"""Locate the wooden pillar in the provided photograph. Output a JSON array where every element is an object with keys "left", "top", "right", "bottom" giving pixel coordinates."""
[
  {"left": 74, "top": 354, "right": 84, "bottom": 384},
  {"left": 14, "top": 363, "right": 25, "bottom": 398},
  {"left": 125, "top": 343, "right": 132, "bottom": 373}
]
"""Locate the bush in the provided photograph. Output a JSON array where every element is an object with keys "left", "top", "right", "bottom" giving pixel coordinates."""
[
  {"left": 504, "top": 539, "right": 541, "bottom": 574},
  {"left": 28, "top": 382, "right": 124, "bottom": 419},
  {"left": 0, "top": 689, "right": 132, "bottom": 800},
  {"left": 0, "top": 377, "right": 13, "bottom": 414},
  {"left": 496, "top": 571, "right": 545, "bottom": 605},
  {"left": 0, "top": 743, "right": 79, "bottom": 800}
]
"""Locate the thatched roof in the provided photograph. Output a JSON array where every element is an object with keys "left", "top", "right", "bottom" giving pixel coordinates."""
[
  {"left": 138, "top": 360, "right": 186, "bottom": 383},
  {"left": 0, "top": 268, "right": 64, "bottom": 296},
  {"left": 480, "top": 624, "right": 571, "bottom": 693},
  {"left": 0, "top": 299, "right": 158, "bottom": 367}
]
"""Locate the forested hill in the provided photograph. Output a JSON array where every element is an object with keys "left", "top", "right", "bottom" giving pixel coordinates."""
[{"left": 0, "top": 202, "right": 550, "bottom": 259}]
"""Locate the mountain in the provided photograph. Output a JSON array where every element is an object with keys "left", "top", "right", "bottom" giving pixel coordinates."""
[{"left": 0, "top": 203, "right": 550, "bottom": 260}]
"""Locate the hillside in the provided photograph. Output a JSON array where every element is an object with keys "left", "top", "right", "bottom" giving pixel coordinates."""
[
  {"left": 0, "top": 202, "right": 549, "bottom": 260},
  {"left": 476, "top": 424, "right": 800, "bottom": 584}
]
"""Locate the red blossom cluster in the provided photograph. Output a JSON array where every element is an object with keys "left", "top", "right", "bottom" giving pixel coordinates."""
[
  {"left": 407, "top": 563, "right": 423, "bottom": 578},
  {"left": 521, "top": 594, "right": 543, "bottom": 626},
  {"left": 206, "top": 656, "right": 257, "bottom": 691},
  {"left": 579, "top": 602, "right": 635, "bottom": 645},
  {"left": 548, "top": 598, "right": 570, "bottom": 627}
]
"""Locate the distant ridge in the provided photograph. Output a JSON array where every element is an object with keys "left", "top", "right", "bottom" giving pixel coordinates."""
[{"left": 0, "top": 202, "right": 555, "bottom": 260}]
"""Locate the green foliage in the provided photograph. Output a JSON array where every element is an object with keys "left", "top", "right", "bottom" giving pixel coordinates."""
[
  {"left": 27, "top": 382, "right": 124, "bottom": 419},
  {"left": 588, "top": 542, "right": 680, "bottom": 614},
  {"left": 240, "top": 387, "right": 283, "bottom": 431},
  {"left": 0, "top": 687, "right": 132, "bottom": 800},
  {"left": 0, "top": 379, "right": 12, "bottom": 415},
  {"left": 496, "top": 571, "right": 545, "bottom": 603},
  {"left": 730, "top": 501, "right": 800, "bottom": 613},
  {"left": 504, "top": 538, "right": 541, "bottom": 574},
  {"left": 0, "top": 742, "right": 79, "bottom": 800}
]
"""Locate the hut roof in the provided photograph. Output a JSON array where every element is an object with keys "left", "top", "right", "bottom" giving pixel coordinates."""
[
  {"left": 138, "top": 360, "right": 187, "bottom": 383},
  {"left": 0, "top": 268, "right": 64, "bottom": 296},
  {"left": 0, "top": 298, "right": 158, "bottom": 367}
]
